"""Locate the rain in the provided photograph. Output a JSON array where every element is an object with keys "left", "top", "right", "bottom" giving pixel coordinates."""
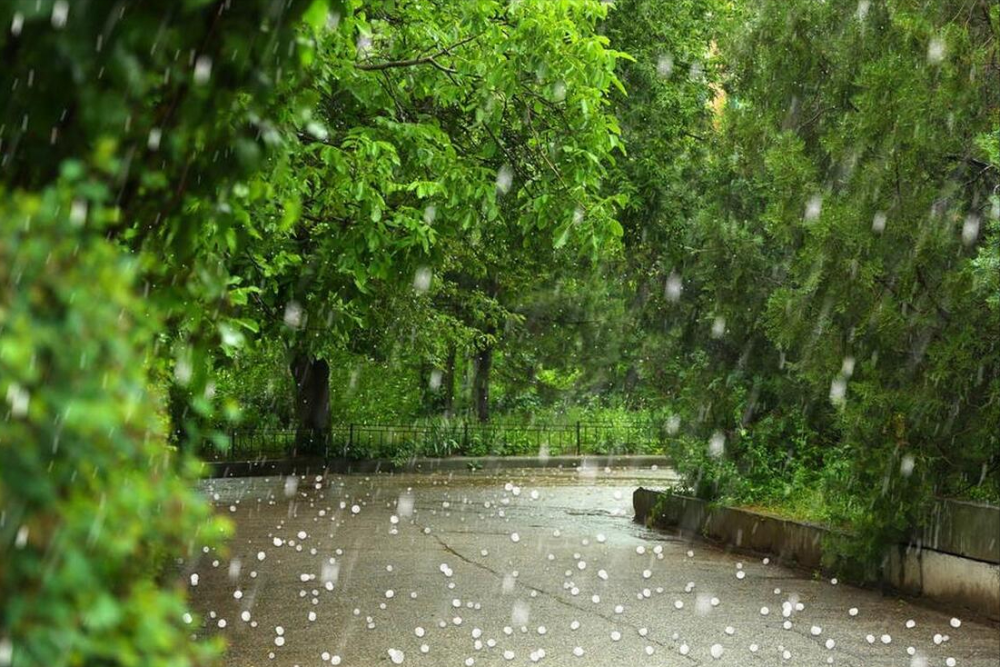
[{"left": 1, "top": 0, "right": 997, "bottom": 666}]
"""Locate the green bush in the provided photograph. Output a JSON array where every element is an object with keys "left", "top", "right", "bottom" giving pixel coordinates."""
[{"left": 0, "top": 187, "right": 230, "bottom": 666}]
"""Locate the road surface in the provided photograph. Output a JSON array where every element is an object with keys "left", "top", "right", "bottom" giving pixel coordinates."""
[{"left": 187, "top": 466, "right": 999, "bottom": 666}]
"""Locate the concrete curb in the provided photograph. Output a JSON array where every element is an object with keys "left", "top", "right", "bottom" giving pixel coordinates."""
[
  {"left": 634, "top": 488, "right": 1000, "bottom": 620},
  {"left": 202, "top": 454, "right": 671, "bottom": 479}
]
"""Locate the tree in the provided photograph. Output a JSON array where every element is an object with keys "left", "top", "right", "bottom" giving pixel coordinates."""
[
  {"left": 661, "top": 0, "right": 999, "bottom": 567},
  {"left": 231, "top": 0, "right": 627, "bottom": 440}
]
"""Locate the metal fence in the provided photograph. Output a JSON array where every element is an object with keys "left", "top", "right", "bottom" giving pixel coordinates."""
[{"left": 201, "top": 421, "right": 665, "bottom": 461}]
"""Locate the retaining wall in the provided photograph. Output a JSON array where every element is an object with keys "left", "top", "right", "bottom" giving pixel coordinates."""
[
  {"left": 203, "top": 454, "right": 672, "bottom": 478},
  {"left": 634, "top": 488, "right": 1000, "bottom": 620}
]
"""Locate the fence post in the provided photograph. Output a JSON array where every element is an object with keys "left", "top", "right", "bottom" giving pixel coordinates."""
[
  {"left": 229, "top": 429, "right": 236, "bottom": 460},
  {"left": 348, "top": 423, "right": 354, "bottom": 458},
  {"left": 463, "top": 422, "right": 469, "bottom": 451},
  {"left": 575, "top": 421, "right": 581, "bottom": 456}
]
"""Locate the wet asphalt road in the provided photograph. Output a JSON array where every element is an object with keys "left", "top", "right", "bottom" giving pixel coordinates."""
[{"left": 187, "top": 466, "right": 999, "bottom": 666}]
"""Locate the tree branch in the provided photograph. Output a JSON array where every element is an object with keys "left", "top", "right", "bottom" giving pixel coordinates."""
[{"left": 355, "top": 34, "right": 480, "bottom": 73}]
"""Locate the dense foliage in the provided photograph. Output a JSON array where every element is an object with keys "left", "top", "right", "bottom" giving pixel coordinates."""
[{"left": 0, "top": 0, "right": 319, "bottom": 664}]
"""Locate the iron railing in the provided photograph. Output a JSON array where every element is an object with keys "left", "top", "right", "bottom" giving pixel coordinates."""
[{"left": 201, "top": 421, "right": 665, "bottom": 461}]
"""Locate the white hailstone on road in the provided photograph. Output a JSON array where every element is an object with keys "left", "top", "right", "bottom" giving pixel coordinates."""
[
  {"left": 642, "top": 569, "right": 652, "bottom": 579},
  {"left": 711, "top": 597, "right": 720, "bottom": 607},
  {"left": 906, "top": 619, "right": 916, "bottom": 628},
  {"left": 217, "top": 619, "right": 226, "bottom": 628},
  {"left": 825, "top": 638, "right": 835, "bottom": 649},
  {"left": 387, "top": 648, "right": 405, "bottom": 664},
  {"left": 760, "top": 606, "right": 770, "bottom": 616},
  {"left": 350, "top": 505, "right": 361, "bottom": 514},
  {"left": 598, "top": 569, "right": 609, "bottom": 581},
  {"left": 866, "top": 634, "right": 876, "bottom": 644},
  {"left": 679, "top": 644, "right": 690, "bottom": 656},
  {"left": 725, "top": 626, "right": 735, "bottom": 635},
  {"left": 241, "top": 611, "right": 251, "bottom": 622},
  {"left": 674, "top": 600, "right": 684, "bottom": 610},
  {"left": 503, "top": 650, "right": 515, "bottom": 660},
  {"left": 510, "top": 533, "right": 520, "bottom": 543},
  {"left": 274, "top": 636, "right": 285, "bottom": 647},
  {"left": 811, "top": 626, "right": 822, "bottom": 636},
  {"left": 749, "top": 644, "right": 759, "bottom": 653},
  {"left": 273, "top": 537, "right": 283, "bottom": 547},
  {"left": 385, "top": 590, "right": 395, "bottom": 599},
  {"left": 257, "top": 551, "right": 266, "bottom": 561},
  {"left": 950, "top": 618, "right": 962, "bottom": 628},
  {"left": 596, "top": 533, "right": 606, "bottom": 543},
  {"left": 881, "top": 634, "right": 892, "bottom": 644},
  {"left": 233, "top": 590, "right": 243, "bottom": 600},
  {"left": 297, "top": 531, "right": 307, "bottom": 539},
  {"left": 572, "top": 647, "right": 585, "bottom": 657},
  {"left": 611, "top": 631, "right": 622, "bottom": 642},
  {"left": 686, "top": 549, "right": 694, "bottom": 558},
  {"left": 736, "top": 570, "right": 746, "bottom": 580},
  {"left": 710, "top": 644, "right": 724, "bottom": 659},
  {"left": 189, "top": 573, "right": 199, "bottom": 586},
  {"left": 570, "top": 620, "right": 581, "bottom": 631},
  {"left": 848, "top": 607, "right": 859, "bottom": 617},
  {"left": 415, "top": 627, "right": 425, "bottom": 637}
]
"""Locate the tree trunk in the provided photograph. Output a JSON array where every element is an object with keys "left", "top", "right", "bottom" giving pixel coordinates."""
[
  {"left": 442, "top": 344, "right": 456, "bottom": 418},
  {"left": 291, "top": 354, "right": 330, "bottom": 455},
  {"left": 473, "top": 343, "right": 493, "bottom": 423}
]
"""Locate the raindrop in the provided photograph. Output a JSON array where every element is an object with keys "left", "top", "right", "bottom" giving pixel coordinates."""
[
  {"left": 708, "top": 431, "right": 725, "bottom": 458},
  {"left": 872, "top": 211, "right": 887, "bottom": 233},
  {"left": 656, "top": 54, "right": 674, "bottom": 77},
  {"left": 413, "top": 268, "right": 432, "bottom": 294},
  {"left": 711, "top": 315, "right": 726, "bottom": 338},
  {"left": 194, "top": 55, "right": 212, "bottom": 84},
  {"left": 804, "top": 194, "right": 823, "bottom": 222},
  {"left": 51, "top": 1, "right": 69, "bottom": 28},
  {"left": 496, "top": 165, "right": 514, "bottom": 194},
  {"left": 927, "top": 37, "right": 946, "bottom": 64},
  {"left": 665, "top": 272, "right": 683, "bottom": 302},
  {"left": 961, "top": 215, "right": 980, "bottom": 245},
  {"left": 900, "top": 454, "right": 915, "bottom": 477},
  {"left": 283, "top": 302, "right": 303, "bottom": 329}
]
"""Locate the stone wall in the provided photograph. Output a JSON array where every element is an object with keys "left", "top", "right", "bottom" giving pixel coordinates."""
[{"left": 634, "top": 489, "right": 1000, "bottom": 620}]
